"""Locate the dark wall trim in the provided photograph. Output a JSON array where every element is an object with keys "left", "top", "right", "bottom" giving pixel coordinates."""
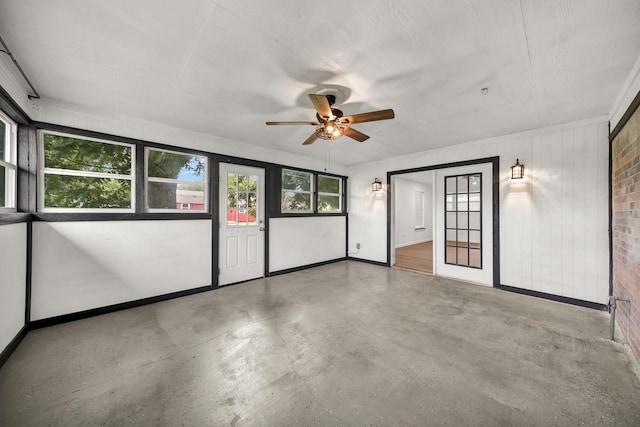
[
  {"left": 492, "top": 159, "right": 501, "bottom": 287},
  {"left": 608, "top": 93, "right": 640, "bottom": 300},
  {"left": 32, "top": 212, "right": 213, "bottom": 222},
  {"left": 271, "top": 166, "right": 348, "bottom": 219},
  {"left": 135, "top": 144, "right": 145, "bottom": 213},
  {"left": 29, "top": 285, "right": 215, "bottom": 330},
  {"left": 0, "top": 85, "right": 30, "bottom": 125},
  {"left": 0, "top": 325, "right": 28, "bottom": 369},
  {"left": 347, "top": 257, "right": 388, "bottom": 268},
  {"left": 390, "top": 157, "right": 501, "bottom": 176},
  {"left": 273, "top": 212, "right": 348, "bottom": 218},
  {"left": 610, "top": 89, "right": 640, "bottom": 142},
  {"left": 0, "top": 212, "right": 31, "bottom": 225},
  {"left": 608, "top": 120, "right": 614, "bottom": 299},
  {"left": 386, "top": 156, "right": 500, "bottom": 287},
  {"left": 496, "top": 284, "right": 608, "bottom": 311},
  {"left": 267, "top": 257, "right": 348, "bottom": 277},
  {"left": 25, "top": 220, "right": 32, "bottom": 323},
  {"left": 210, "top": 157, "right": 220, "bottom": 289}
]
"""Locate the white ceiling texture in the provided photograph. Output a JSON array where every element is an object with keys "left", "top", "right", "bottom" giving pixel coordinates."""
[{"left": 1, "top": 0, "right": 639, "bottom": 166}]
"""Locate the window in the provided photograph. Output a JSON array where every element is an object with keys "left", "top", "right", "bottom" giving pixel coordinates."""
[
  {"left": 445, "top": 173, "right": 482, "bottom": 268},
  {"left": 146, "top": 148, "right": 207, "bottom": 212},
  {"left": 415, "top": 190, "right": 424, "bottom": 229},
  {"left": 318, "top": 175, "right": 342, "bottom": 213},
  {"left": 40, "top": 131, "right": 134, "bottom": 211},
  {"left": 0, "top": 111, "right": 17, "bottom": 211},
  {"left": 281, "top": 169, "right": 313, "bottom": 213},
  {"left": 226, "top": 172, "right": 258, "bottom": 226}
]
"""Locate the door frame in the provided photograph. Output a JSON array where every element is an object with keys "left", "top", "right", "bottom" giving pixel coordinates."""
[
  {"left": 213, "top": 158, "right": 275, "bottom": 288},
  {"left": 386, "top": 156, "right": 500, "bottom": 287},
  {"left": 218, "top": 163, "right": 266, "bottom": 286}
]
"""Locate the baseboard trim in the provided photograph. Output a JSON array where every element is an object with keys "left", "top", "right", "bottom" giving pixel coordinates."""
[
  {"left": 0, "top": 325, "right": 28, "bottom": 369},
  {"left": 496, "top": 284, "right": 608, "bottom": 311},
  {"left": 268, "top": 258, "right": 348, "bottom": 277},
  {"left": 394, "top": 239, "right": 432, "bottom": 249},
  {"left": 347, "top": 257, "right": 389, "bottom": 267},
  {"left": 29, "top": 285, "right": 215, "bottom": 330}
]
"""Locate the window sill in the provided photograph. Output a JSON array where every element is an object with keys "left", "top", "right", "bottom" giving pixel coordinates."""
[
  {"left": 272, "top": 212, "right": 347, "bottom": 219},
  {"left": 33, "top": 212, "right": 212, "bottom": 222}
]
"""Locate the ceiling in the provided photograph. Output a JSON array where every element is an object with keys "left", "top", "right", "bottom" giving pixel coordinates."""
[{"left": 1, "top": 0, "right": 639, "bottom": 166}]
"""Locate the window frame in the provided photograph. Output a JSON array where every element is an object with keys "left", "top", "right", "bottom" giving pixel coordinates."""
[
  {"left": 317, "top": 174, "right": 343, "bottom": 213},
  {"left": 145, "top": 147, "right": 209, "bottom": 213},
  {"left": 414, "top": 190, "right": 425, "bottom": 229},
  {"left": 0, "top": 110, "right": 17, "bottom": 212},
  {"left": 281, "top": 168, "right": 314, "bottom": 214},
  {"left": 38, "top": 130, "right": 136, "bottom": 213},
  {"left": 276, "top": 167, "right": 347, "bottom": 217},
  {"left": 444, "top": 173, "right": 483, "bottom": 269}
]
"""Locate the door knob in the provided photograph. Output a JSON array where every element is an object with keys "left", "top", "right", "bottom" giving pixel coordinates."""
[{"left": 259, "top": 227, "right": 265, "bottom": 231}]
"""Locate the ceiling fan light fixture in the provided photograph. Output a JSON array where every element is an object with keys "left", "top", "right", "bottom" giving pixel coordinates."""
[{"left": 315, "top": 121, "right": 344, "bottom": 140}]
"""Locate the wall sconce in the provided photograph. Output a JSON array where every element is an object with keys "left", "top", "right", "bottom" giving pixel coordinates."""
[
  {"left": 372, "top": 178, "right": 382, "bottom": 191},
  {"left": 510, "top": 159, "right": 524, "bottom": 179}
]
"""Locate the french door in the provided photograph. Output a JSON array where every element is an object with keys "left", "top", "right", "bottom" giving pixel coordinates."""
[{"left": 434, "top": 163, "right": 493, "bottom": 286}]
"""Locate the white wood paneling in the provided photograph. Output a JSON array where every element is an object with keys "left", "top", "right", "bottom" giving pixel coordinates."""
[
  {"left": 0, "top": 223, "right": 27, "bottom": 352},
  {"left": 348, "top": 118, "right": 610, "bottom": 304},
  {"left": 31, "top": 220, "right": 212, "bottom": 320},
  {"left": 269, "top": 217, "right": 346, "bottom": 272}
]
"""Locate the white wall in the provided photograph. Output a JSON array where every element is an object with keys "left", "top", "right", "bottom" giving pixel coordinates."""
[
  {"left": 393, "top": 177, "right": 433, "bottom": 248},
  {"left": 30, "top": 98, "right": 348, "bottom": 177},
  {"left": 348, "top": 117, "right": 610, "bottom": 304},
  {"left": 0, "top": 223, "right": 27, "bottom": 352},
  {"left": 31, "top": 220, "right": 212, "bottom": 320},
  {"left": 269, "top": 216, "right": 346, "bottom": 272}
]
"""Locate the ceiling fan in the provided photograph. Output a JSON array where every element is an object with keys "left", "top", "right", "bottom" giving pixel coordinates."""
[{"left": 266, "top": 94, "right": 395, "bottom": 145}]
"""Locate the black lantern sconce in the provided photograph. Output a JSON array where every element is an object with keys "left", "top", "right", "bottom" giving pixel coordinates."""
[
  {"left": 372, "top": 178, "right": 382, "bottom": 191},
  {"left": 511, "top": 159, "right": 524, "bottom": 179}
]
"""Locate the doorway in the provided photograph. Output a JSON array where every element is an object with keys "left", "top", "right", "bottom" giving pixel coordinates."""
[
  {"left": 389, "top": 158, "right": 499, "bottom": 287},
  {"left": 392, "top": 172, "right": 435, "bottom": 274},
  {"left": 218, "top": 163, "right": 266, "bottom": 286}
]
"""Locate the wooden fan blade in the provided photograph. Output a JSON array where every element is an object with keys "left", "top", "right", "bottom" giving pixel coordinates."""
[
  {"left": 308, "top": 94, "right": 332, "bottom": 120},
  {"left": 341, "top": 109, "right": 395, "bottom": 125},
  {"left": 266, "top": 121, "right": 318, "bottom": 125},
  {"left": 343, "top": 126, "right": 369, "bottom": 142},
  {"left": 302, "top": 133, "right": 319, "bottom": 145}
]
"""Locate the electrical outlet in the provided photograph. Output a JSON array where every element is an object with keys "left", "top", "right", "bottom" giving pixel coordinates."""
[{"left": 356, "top": 243, "right": 361, "bottom": 249}]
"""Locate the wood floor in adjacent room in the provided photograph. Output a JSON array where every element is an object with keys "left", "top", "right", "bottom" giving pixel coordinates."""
[{"left": 394, "top": 240, "right": 433, "bottom": 274}]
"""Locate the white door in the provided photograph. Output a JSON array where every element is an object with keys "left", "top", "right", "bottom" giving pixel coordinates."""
[
  {"left": 434, "top": 163, "right": 493, "bottom": 286},
  {"left": 219, "top": 164, "right": 265, "bottom": 285}
]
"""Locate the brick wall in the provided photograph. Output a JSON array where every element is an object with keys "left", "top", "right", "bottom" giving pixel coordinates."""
[{"left": 612, "top": 101, "right": 640, "bottom": 362}]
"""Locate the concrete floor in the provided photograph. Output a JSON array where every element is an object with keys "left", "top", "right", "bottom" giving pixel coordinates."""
[{"left": 1, "top": 261, "right": 640, "bottom": 426}]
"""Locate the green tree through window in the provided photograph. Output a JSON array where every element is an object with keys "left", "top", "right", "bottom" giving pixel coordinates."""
[
  {"left": 282, "top": 169, "right": 312, "bottom": 212},
  {"left": 147, "top": 149, "right": 206, "bottom": 210},
  {"left": 318, "top": 175, "right": 341, "bottom": 212},
  {"left": 43, "top": 133, "right": 133, "bottom": 209}
]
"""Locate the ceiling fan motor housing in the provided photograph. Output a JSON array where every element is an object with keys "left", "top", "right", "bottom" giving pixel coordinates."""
[{"left": 265, "top": 93, "right": 395, "bottom": 145}]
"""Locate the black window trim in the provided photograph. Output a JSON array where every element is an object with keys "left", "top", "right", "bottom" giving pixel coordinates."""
[
  {"left": 444, "top": 172, "right": 483, "bottom": 269},
  {"left": 26, "top": 122, "right": 347, "bottom": 221},
  {"left": 273, "top": 165, "right": 347, "bottom": 218}
]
